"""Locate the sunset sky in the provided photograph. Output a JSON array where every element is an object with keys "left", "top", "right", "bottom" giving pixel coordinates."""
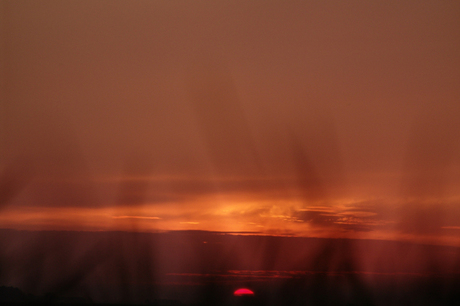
[{"left": 1, "top": 0, "right": 460, "bottom": 246}]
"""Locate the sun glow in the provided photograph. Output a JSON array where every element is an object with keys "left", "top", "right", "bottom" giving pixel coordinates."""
[{"left": 2, "top": 192, "right": 460, "bottom": 246}]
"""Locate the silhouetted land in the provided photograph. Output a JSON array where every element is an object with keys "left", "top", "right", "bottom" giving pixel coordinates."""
[{"left": 1, "top": 229, "right": 460, "bottom": 305}]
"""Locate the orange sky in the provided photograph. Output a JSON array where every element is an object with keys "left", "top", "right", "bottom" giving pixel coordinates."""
[{"left": 1, "top": 0, "right": 460, "bottom": 246}]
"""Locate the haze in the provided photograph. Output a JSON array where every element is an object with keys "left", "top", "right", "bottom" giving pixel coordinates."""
[{"left": 1, "top": 0, "right": 460, "bottom": 245}]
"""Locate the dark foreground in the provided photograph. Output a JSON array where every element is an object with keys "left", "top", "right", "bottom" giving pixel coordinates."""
[{"left": 1, "top": 229, "right": 460, "bottom": 306}]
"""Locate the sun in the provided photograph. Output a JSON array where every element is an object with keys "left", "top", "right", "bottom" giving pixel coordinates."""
[{"left": 234, "top": 288, "right": 254, "bottom": 296}]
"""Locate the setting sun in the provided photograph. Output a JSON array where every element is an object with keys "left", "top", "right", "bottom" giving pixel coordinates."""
[{"left": 234, "top": 288, "right": 255, "bottom": 296}]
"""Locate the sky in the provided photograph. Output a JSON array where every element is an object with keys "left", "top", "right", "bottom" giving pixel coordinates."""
[{"left": 1, "top": 0, "right": 460, "bottom": 245}]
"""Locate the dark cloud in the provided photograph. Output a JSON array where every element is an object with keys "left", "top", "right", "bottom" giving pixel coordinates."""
[{"left": 293, "top": 201, "right": 396, "bottom": 233}]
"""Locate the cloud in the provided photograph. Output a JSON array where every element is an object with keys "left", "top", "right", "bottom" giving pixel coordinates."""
[
  {"left": 289, "top": 200, "right": 398, "bottom": 233},
  {"left": 9, "top": 174, "right": 323, "bottom": 208}
]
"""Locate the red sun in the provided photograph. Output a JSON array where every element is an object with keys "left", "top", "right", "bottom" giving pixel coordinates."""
[{"left": 234, "top": 288, "right": 254, "bottom": 296}]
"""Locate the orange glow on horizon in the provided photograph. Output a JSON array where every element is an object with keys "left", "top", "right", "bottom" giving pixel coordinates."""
[{"left": 1, "top": 193, "right": 460, "bottom": 246}]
